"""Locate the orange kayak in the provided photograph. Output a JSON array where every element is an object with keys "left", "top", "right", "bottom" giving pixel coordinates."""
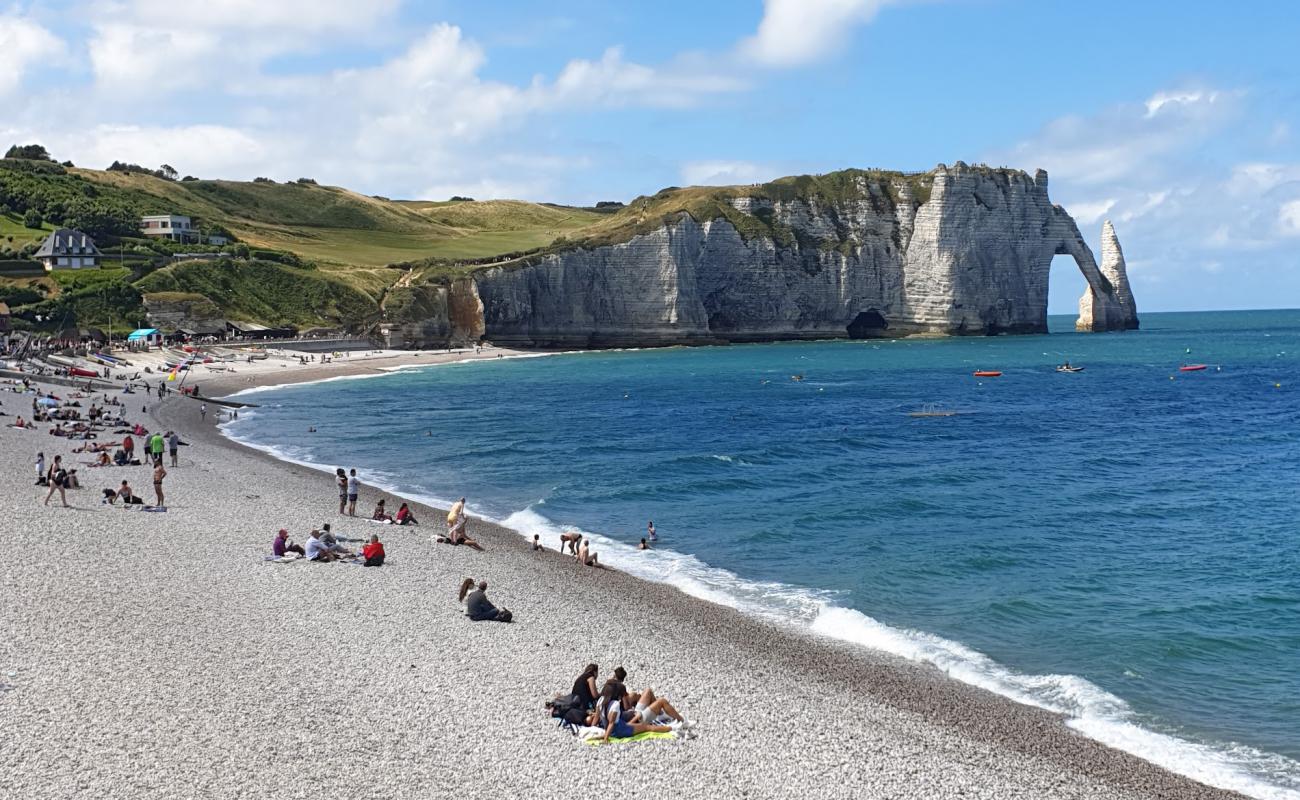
[
  {"left": 1179, "top": 364, "right": 1207, "bottom": 372},
  {"left": 973, "top": 370, "right": 1002, "bottom": 377}
]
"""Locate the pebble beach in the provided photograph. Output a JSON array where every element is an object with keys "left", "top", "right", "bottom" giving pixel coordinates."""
[{"left": 0, "top": 362, "right": 1250, "bottom": 800}]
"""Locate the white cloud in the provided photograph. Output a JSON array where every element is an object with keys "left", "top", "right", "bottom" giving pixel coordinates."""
[
  {"left": 0, "top": 14, "right": 64, "bottom": 95},
  {"left": 1279, "top": 200, "right": 1300, "bottom": 237},
  {"left": 86, "top": 0, "right": 401, "bottom": 92},
  {"left": 1228, "top": 162, "right": 1300, "bottom": 195},
  {"left": 680, "top": 160, "right": 777, "bottom": 186},
  {"left": 48, "top": 124, "right": 267, "bottom": 177},
  {"left": 1065, "top": 198, "right": 1116, "bottom": 225},
  {"left": 739, "top": 0, "right": 895, "bottom": 67},
  {"left": 994, "top": 86, "right": 1241, "bottom": 186}
]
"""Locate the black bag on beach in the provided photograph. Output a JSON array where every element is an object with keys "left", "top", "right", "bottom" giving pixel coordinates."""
[{"left": 547, "top": 693, "right": 588, "bottom": 727}]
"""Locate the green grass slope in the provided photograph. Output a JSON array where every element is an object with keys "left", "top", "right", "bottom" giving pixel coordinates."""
[{"left": 135, "top": 259, "right": 379, "bottom": 328}]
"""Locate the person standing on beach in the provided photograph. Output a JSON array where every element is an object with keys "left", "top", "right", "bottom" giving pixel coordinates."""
[
  {"left": 199, "top": 403, "right": 207, "bottom": 422},
  {"left": 148, "top": 432, "right": 165, "bottom": 466},
  {"left": 43, "top": 456, "right": 69, "bottom": 507},
  {"left": 152, "top": 462, "right": 166, "bottom": 507},
  {"left": 168, "top": 431, "right": 181, "bottom": 467},
  {"left": 347, "top": 469, "right": 359, "bottom": 516},
  {"left": 35, "top": 451, "right": 45, "bottom": 486},
  {"left": 335, "top": 468, "right": 347, "bottom": 514}
]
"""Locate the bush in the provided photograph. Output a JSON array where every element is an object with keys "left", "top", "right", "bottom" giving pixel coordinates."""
[
  {"left": 253, "top": 177, "right": 275, "bottom": 184},
  {"left": 5, "top": 144, "right": 53, "bottom": 161},
  {"left": 449, "top": 195, "right": 475, "bottom": 202},
  {"left": 295, "top": 177, "right": 317, "bottom": 185},
  {"left": 23, "top": 209, "right": 43, "bottom": 228}
]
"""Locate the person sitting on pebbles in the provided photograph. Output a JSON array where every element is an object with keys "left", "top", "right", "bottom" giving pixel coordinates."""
[
  {"left": 395, "top": 502, "right": 418, "bottom": 526},
  {"left": 457, "top": 578, "right": 512, "bottom": 622},
  {"left": 576, "top": 538, "right": 600, "bottom": 568},
  {"left": 273, "top": 528, "right": 306, "bottom": 558},
  {"left": 305, "top": 529, "right": 339, "bottom": 562},
  {"left": 371, "top": 499, "right": 394, "bottom": 523},
  {"left": 362, "top": 534, "right": 385, "bottom": 567}
]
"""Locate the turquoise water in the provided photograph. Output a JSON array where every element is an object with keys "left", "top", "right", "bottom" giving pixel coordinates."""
[{"left": 225, "top": 310, "right": 1300, "bottom": 798}]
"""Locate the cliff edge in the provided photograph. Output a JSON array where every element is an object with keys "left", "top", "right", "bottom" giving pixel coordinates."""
[{"left": 393, "top": 163, "right": 1138, "bottom": 347}]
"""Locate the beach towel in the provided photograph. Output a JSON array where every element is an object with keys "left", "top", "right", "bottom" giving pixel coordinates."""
[
  {"left": 583, "top": 731, "right": 677, "bottom": 746},
  {"left": 262, "top": 554, "right": 304, "bottom": 563}
]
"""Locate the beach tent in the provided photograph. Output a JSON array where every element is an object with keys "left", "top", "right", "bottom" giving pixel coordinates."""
[{"left": 126, "top": 328, "right": 162, "bottom": 346}]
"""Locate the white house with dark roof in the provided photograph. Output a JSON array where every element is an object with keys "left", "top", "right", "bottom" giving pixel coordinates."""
[{"left": 34, "top": 229, "right": 101, "bottom": 271}]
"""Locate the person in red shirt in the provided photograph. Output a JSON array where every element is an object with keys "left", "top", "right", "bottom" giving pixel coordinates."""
[
  {"left": 122, "top": 434, "right": 134, "bottom": 460},
  {"left": 362, "top": 534, "right": 385, "bottom": 567}
]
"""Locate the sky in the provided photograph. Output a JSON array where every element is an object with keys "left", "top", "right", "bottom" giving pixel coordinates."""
[{"left": 2, "top": 0, "right": 1298, "bottom": 313}]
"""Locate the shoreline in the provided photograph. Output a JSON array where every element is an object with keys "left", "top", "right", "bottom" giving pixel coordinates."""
[
  {"left": 195, "top": 355, "right": 1265, "bottom": 798},
  {"left": 0, "top": 360, "right": 1262, "bottom": 798}
]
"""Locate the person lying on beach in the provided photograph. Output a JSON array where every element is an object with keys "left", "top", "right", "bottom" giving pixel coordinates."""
[
  {"left": 274, "top": 529, "right": 306, "bottom": 558},
  {"left": 362, "top": 534, "right": 385, "bottom": 567},
  {"left": 371, "top": 499, "right": 394, "bottom": 523},
  {"left": 395, "top": 503, "right": 417, "bottom": 525},
  {"left": 85, "top": 452, "right": 111, "bottom": 468},
  {"left": 458, "top": 578, "right": 512, "bottom": 622},
  {"left": 625, "top": 685, "right": 687, "bottom": 726},
  {"left": 559, "top": 530, "right": 582, "bottom": 554},
  {"left": 305, "top": 529, "right": 338, "bottom": 562},
  {"left": 596, "top": 680, "right": 672, "bottom": 742}
]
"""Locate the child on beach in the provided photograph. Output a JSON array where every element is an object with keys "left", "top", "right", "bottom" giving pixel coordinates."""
[
  {"left": 35, "top": 452, "right": 45, "bottom": 486},
  {"left": 533, "top": 534, "right": 543, "bottom": 551}
]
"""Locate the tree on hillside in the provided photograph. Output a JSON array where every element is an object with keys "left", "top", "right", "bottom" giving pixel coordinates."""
[
  {"left": 23, "top": 209, "right": 43, "bottom": 228},
  {"left": 5, "top": 144, "right": 53, "bottom": 161},
  {"left": 159, "top": 164, "right": 178, "bottom": 181}
]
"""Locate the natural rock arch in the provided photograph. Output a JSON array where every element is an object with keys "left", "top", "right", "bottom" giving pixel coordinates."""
[{"left": 1048, "top": 211, "right": 1138, "bottom": 332}]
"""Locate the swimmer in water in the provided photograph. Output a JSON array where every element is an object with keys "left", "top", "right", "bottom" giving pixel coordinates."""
[{"left": 647, "top": 521, "right": 657, "bottom": 541}]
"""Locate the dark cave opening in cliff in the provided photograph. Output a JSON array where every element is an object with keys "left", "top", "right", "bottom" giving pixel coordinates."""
[
  {"left": 847, "top": 309, "right": 889, "bottom": 339},
  {"left": 1048, "top": 255, "right": 1089, "bottom": 320}
]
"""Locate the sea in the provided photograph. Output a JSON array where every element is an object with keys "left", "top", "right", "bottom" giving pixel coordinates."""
[{"left": 221, "top": 309, "right": 1300, "bottom": 799}]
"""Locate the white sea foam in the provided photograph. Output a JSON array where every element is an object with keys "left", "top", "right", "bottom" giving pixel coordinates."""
[
  {"left": 219, "top": 409, "right": 1300, "bottom": 799},
  {"left": 497, "top": 504, "right": 1300, "bottom": 800}
]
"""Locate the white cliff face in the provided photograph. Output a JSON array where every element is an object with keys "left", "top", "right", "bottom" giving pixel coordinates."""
[{"left": 456, "top": 164, "right": 1138, "bottom": 347}]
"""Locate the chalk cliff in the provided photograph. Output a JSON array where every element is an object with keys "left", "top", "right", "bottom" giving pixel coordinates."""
[{"left": 394, "top": 163, "right": 1138, "bottom": 347}]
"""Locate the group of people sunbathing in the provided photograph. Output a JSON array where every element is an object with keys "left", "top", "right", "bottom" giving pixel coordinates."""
[
  {"left": 273, "top": 526, "right": 386, "bottom": 567},
  {"left": 549, "top": 664, "right": 694, "bottom": 742},
  {"left": 369, "top": 498, "right": 418, "bottom": 526}
]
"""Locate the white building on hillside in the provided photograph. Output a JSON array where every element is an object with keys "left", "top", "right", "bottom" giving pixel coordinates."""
[
  {"left": 34, "top": 229, "right": 101, "bottom": 270},
  {"left": 140, "top": 214, "right": 198, "bottom": 242}
]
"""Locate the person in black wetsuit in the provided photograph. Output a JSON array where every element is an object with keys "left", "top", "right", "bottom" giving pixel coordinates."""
[{"left": 457, "top": 578, "right": 512, "bottom": 622}]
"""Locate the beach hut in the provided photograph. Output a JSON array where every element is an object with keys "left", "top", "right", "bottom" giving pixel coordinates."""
[{"left": 127, "top": 328, "right": 163, "bottom": 348}]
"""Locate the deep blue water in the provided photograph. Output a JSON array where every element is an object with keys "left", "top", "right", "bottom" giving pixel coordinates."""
[{"left": 225, "top": 310, "right": 1300, "bottom": 798}]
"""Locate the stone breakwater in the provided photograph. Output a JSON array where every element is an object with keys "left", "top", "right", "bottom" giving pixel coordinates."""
[{"left": 397, "top": 163, "right": 1138, "bottom": 348}]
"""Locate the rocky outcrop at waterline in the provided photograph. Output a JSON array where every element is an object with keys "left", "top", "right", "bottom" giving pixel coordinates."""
[{"left": 393, "top": 163, "right": 1138, "bottom": 348}]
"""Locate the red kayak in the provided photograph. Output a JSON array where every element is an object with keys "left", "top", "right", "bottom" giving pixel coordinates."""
[
  {"left": 69, "top": 367, "right": 99, "bottom": 378},
  {"left": 973, "top": 370, "right": 1002, "bottom": 377},
  {"left": 1179, "top": 364, "right": 1208, "bottom": 372}
]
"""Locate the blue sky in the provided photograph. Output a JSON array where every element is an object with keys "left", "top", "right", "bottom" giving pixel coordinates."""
[{"left": 2, "top": 0, "right": 1298, "bottom": 312}]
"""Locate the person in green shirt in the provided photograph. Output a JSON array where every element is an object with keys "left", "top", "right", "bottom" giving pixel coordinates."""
[{"left": 148, "top": 432, "right": 166, "bottom": 466}]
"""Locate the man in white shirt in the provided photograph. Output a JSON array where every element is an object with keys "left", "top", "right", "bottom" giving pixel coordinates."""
[{"left": 305, "top": 529, "right": 336, "bottom": 562}]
